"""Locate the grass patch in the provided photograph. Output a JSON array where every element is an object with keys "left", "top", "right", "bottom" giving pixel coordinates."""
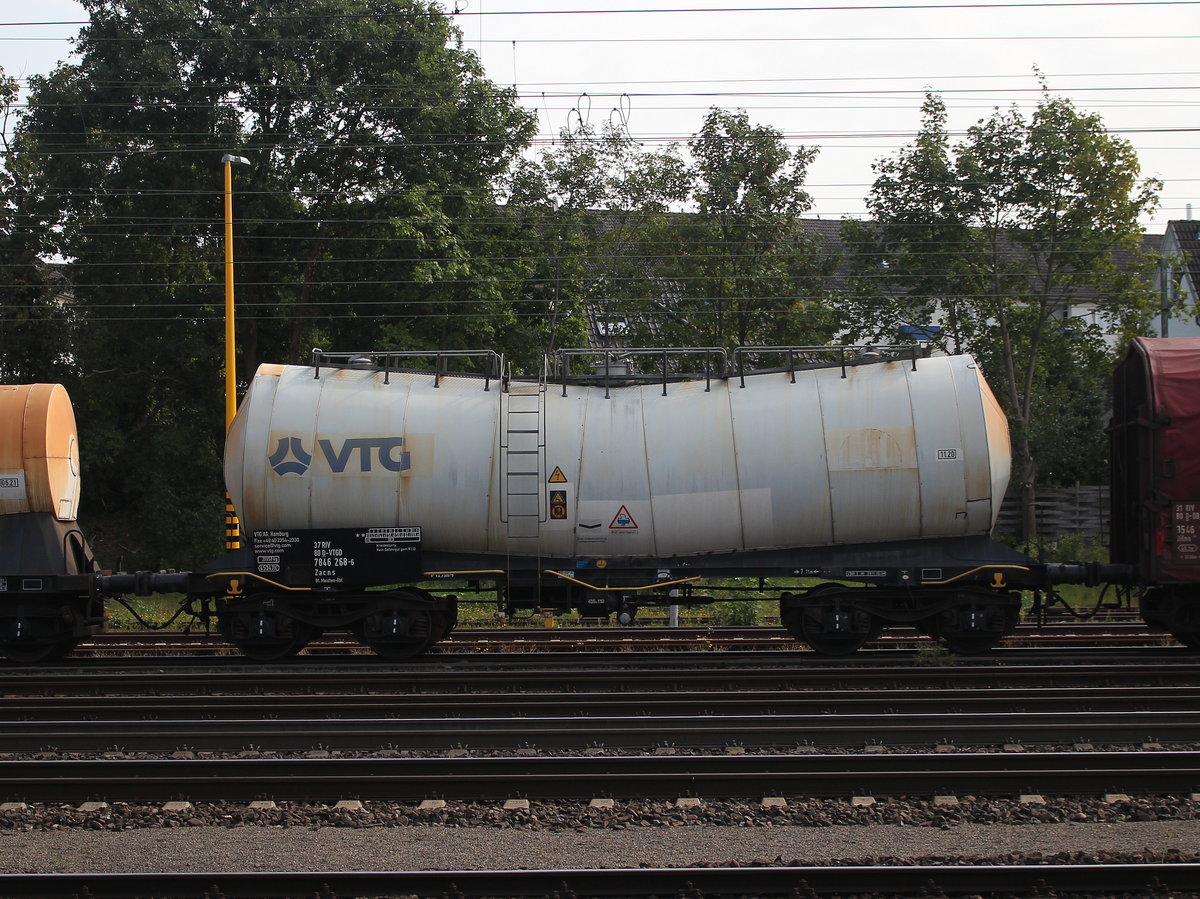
[
  {"left": 913, "top": 642, "right": 961, "bottom": 666},
  {"left": 106, "top": 594, "right": 195, "bottom": 631}
]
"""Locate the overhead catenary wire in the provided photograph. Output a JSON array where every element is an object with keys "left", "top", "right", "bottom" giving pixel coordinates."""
[
  {"left": 0, "top": 4, "right": 1191, "bottom": 235},
  {"left": 4, "top": 0, "right": 1200, "bottom": 26},
  {"left": 6, "top": 68, "right": 1198, "bottom": 88},
  {"left": 4, "top": 123, "right": 1196, "bottom": 155},
  {"left": 2, "top": 32, "right": 1195, "bottom": 46}
]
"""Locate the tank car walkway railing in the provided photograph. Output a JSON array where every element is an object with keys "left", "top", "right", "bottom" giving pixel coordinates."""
[
  {"left": 554, "top": 348, "right": 727, "bottom": 398},
  {"left": 309, "top": 349, "right": 503, "bottom": 389},
  {"left": 732, "top": 344, "right": 922, "bottom": 386},
  {"left": 545, "top": 345, "right": 927, "bottom": 396},
  {"left": 303, "top": 345, "right": 931, "bottom": 396}
]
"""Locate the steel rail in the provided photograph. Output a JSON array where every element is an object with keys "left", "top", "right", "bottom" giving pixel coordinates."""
[
  {"left": 4, "top": 710, "right": 1199, "bottom": 753},
  {"left": 72, "top": 622, "right": 1165, "bottom": 655},
  {"left": 10, "top": 644, "right": 1192, "bottom": 671},
  {"left": 54, "top": 645, "right": 1186, "bottom": 670},
  {"left": 7, "top": 657, "right": 1200, "bottom": 696},
  {"left": 83, "top": 622, "right": 1153, "bottom": 642},
  {"left": 3, "top": 684, "right": 1197, "bottom": 721},
  {"left": 0, "top": 864, "right": 1198, "bottom": 898},
  {"left": 1, "top": 751, "right": 1198, "bottom": 802},
  {"left": 3, "top": 657, "right": 1200, "bottom": 697}
]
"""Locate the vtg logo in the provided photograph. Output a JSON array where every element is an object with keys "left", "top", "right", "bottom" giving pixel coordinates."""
[
  {"left": 269, "top": 437, "right": 312, "bottom": 475},
  {"left": 269, "top": 436, "right": 410, "bottom": 477}
]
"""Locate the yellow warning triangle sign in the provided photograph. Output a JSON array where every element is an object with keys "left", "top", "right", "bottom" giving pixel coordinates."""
[{"left": 548, "top": 466, "right": 568, "bottom": 483}]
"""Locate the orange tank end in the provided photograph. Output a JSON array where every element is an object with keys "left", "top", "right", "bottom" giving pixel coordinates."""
[{"left": 0, "top": 383, "right": 81, "bottom": 521}]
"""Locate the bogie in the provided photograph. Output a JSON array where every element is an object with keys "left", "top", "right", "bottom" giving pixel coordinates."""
[
  {"left": 351, "top": 589, "right": 456, "bottom": 660},
  {"left": 218, "top": 598, "right": 321, "bottom": 661},
  {"left": 0, "top": 598, "right": 93, "bottom": 664},
  {"left": 1139, "top": 586, "right": 1200, "bottom": 650},
  {"left": 916, "top": 590, "right": 1022, "bottom": 655},
  {"left": 780, "top": 584, "right": 1022, "bottom": 655},
  {"left": 0, "top": 638, "right": 78, "bottom": 664}
]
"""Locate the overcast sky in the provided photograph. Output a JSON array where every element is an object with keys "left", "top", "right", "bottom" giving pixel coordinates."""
[{"left": 3, "top": 0, "right": 1196, "bottom": 232}]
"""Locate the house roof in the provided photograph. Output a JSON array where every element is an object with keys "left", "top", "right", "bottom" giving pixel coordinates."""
[
  {"left": 572, "top": 212, "right": 1167, "bottom": 347},
  {"left": 1165, "top": 219, "right": 1200, "bottom": 293}
]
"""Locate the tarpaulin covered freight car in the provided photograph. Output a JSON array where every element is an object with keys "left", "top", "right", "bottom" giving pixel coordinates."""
[{"left": 1111, "top": 337, "right": 1200, "bottom": 583}]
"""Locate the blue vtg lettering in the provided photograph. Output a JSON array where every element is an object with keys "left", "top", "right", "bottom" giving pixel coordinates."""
[
  {"left": 318, "top": 438, "right": 409, "bottom": 473},
  {"left": 269, "top": 436, "right": 409, "bottom": 477}
]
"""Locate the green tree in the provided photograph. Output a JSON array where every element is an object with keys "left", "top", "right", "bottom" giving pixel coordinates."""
[
  {"left": 841, "top": 90, "right": 1160, "bottom": 538},
  {"left": 12, "top": 0, "right": 536, "bottom": 565},
  {"left": 504, "top": 118, "right": 690, "bottom": 361},
  {"left": 658, "top": 108, "right": 837, "bottom": 350},
  {"left": 0, "top": 68, "right": 72, "bottom": 384}
]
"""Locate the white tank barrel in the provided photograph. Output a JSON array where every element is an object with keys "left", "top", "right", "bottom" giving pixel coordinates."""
[{"left": 225, "top": 353, "right": 1011, "bottom": 559}]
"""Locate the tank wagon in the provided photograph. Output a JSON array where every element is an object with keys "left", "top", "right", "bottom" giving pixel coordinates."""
[
  {"left": 2, "top": 339, "right": 1199, "bottom": 662},
  {"left": 0, "top": 384, "right": 102, "bottom": 661},
  {"left": 219, "top": 345, "right": 1027, "bottom": 657}
]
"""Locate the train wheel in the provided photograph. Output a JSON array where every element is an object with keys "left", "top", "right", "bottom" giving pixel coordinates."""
[
  {"left": 361, "top": 636, "right": 435, "bottom": 660},
  {"left": 782, "top": 588, "right": 882, "bottom": 656},
  {"left": 919, "top": 591, "right": 1019, "bottom": 655},
  {"left": 935, "top": 634, "right": 1001, "bottom": 655},
  {"left": 355, "top": 589, "right": 456, "bottom": 660},
  {"left": 787, "top": 602, "right": 883, "bottom": 652},
  {"left": 231, "top": 627, "right": 318, "bottom": 662},
  {"left": 221, "top": 602, "right": 319, "bottom": 661},
  {"left": 1171, "top": 632, "right": 1200, "bottom": 650},
  {"left": 794, "top": 609, "right": 882, "bottom": 656},
  {"left": 0, "top": 639, "right": 77, "bottom": 664},
  {"left": 1141, "top": 589, "right": 1200, "bottom": 649},
  {"left": 355, "top": 607, "right": 437, "bottom": 660},
  {"left": 433, "top": 600, "right": 458, "bottom": 641}
]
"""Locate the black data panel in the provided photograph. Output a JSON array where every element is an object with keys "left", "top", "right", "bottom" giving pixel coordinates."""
[{"left": 251, "top": 527, "right": 422, "bottom": 589}]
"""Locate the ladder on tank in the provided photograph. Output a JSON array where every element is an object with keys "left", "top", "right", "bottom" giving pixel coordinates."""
[{"left": 500, "top": 374, "right": 547, "bottom": 539}]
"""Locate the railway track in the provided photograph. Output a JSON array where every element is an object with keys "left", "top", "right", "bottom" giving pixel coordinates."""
[
  {"left": 5, "top": 656, "right": 1200, "bottom": 801},
  {"left": 4, "top": 652, "right": 1200, "bottom": 696},
  {"left": 74, "top": 621, "right": 1171, "bottom": 657},
  {"left": 3, "top": 750, "right": 1200, "bottom": 803},
  {"left": 5, "top": 708, "right": 1199, "bottom": 753},
  {"left": 5, "top": 648, "right": 1199, "bottom": 812},
  {"left": 5, "top": 684, "right": 1198, "bottom": 719},
  {"left": 4, "top": 650, "right": 1200, "bottom": 894},
  {"left": 4, "top": 680, "right": 1200, "bottom": 752},
  {"left": 2, "top": 863, "right": 1199, "bottom": 899}
]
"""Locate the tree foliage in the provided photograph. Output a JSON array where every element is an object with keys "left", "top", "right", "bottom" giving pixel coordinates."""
[
  {"left": 0, "top": 69, "right": 73, "bottom": 384},
  {"left": 10, "top": 0, "right": 536, "bottom": 565},
  {"left": 841, "top": 89, "right": 1160, "bottom": 535},
  {"left": 505, "top": 118, "right": 691, "bottom": 356},
  {"left": 660, "top": 108, "right": 837, "bottom": 349},
  {"left": 505, "top": 108, "right": 839, "bottom": 360}
]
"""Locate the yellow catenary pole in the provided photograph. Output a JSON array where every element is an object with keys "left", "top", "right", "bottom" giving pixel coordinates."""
[{"left": 221, "top": 154, "right": 250, "bottom": 552}]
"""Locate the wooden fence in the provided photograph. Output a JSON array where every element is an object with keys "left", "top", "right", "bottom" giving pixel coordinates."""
[{"left": 994, "top": 485, "right": 1110, "bottom": 543}]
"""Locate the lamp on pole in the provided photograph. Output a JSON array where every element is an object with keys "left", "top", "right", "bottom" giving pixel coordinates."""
[
  {"left": 221, "top": 153, "right": 251, "bottom": 553},
  {"left": 221, "top": 153, "right": 251, "bottom": 431}
]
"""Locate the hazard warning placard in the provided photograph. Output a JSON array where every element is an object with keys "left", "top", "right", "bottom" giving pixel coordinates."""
[
  {"left": 609, "top": 505, "right": 638, "bottom": 529},
  {"left": 548, "top": 466, "right": 568, "bottom": 483}
]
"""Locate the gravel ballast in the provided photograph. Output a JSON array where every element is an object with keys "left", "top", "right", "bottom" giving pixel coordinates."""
[
  {"left": 2, "top": 821, "right": 1199, "bottom": 873},
  {"left": 3, "top": 795, "right": 1198, "bottom": 831}
]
